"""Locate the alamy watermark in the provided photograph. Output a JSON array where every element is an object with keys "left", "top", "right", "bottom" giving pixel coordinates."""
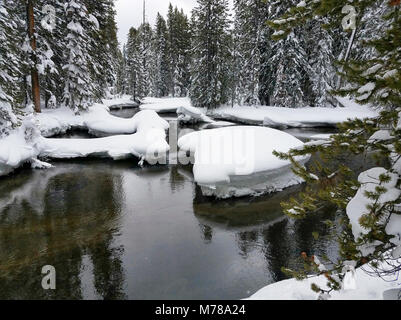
[
  {"left": 145, "top": 121, "right": 257, "bottom": 176},
  {"left": 41, "top": 265, "right": 56, "bottom": 290},
  {"left": 342, "top": 2, "right": 357, "bottom": 31}
]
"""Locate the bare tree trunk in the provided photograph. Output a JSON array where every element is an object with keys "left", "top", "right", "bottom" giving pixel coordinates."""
[{"left": 27, "top": 0, "right": 41, "bottom": 113}]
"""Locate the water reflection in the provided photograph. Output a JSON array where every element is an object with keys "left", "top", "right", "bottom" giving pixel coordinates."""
[
  {"left": 0, "top": 162, "right": 126, "bottom": 299},
  {"left": 0, "top": 155, "right": 343, "bottom": 300}
]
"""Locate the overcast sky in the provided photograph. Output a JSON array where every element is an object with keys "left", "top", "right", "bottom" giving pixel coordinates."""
[
  {"left": 115, "top": 0, "right": 233, "bottom": 46},
  {"left": 116, "top": 0, "right": 197, "bottom": 46}
]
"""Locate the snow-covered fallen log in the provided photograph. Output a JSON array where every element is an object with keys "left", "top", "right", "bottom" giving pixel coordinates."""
[{"left": 178, "top": 126, "right": 309, "bottom": 198}]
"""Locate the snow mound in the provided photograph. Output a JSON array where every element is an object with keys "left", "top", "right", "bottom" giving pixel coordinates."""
[
  {"left": 178, "top": 126, "right": 309, "bottom": 198},
  {"left": 38, "top": 110, "right": 170, "bottom": 163},
  {"left": 140, "top": 97, "right": 191, "bottom": 113},
  {"left": 85, "top": 109, "right": 168, "bottom": 137}
]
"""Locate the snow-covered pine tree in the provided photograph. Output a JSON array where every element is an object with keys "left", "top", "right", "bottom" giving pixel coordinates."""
[
  {"left": 190, "top": 0, "right": 232, "bottom": 109},
  {"left": 267, "top": 0, "right": 312, "bottom": 108},
  {"left": 304, "top": 19, "right": 338, "bottom": 107},
  {"left": 153, "top": 13, "right": 170, "bottom": 97},
  {"left": 0, "top": 1, "right": 19, "bottom": 136},
  {"left": 84, "top": 0, "right": 120, "bottom": 99},
  {"left": 137, "top": 22, "right": 154, "bottom": 98},
  {"left": 174, "top": 9, "right": 191, "bottom": 97},
  {"left": 62, "top": 0, "right": 98, "bottom": 113},
  {"left": 233, "top": 0, "right": 264, "bottom": 105},
  {"left": 166, "top": 5, "right": 191, "bottom": 97},
  {"left": 125, "top": 27, "right": 146, "bottom": 101},
  {"left": 270, "top": 0, "right": 401, "bottom": 299},
  {"left": 35, "top": 0, "right": 65, "bottom": 109}
]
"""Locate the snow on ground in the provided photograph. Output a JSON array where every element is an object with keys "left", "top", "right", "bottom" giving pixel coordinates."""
[
  {"left": 247, "top": 256, "right": 401, "bottom": 300},
  {"left": 139, "top": 97, "right": 191, "bottom": 113},
  {"left": 211, "top": 98, "right": 379, "bottom": 128},
  {"left": 178, "top": 126, "right": 309, "bottom": 198}
]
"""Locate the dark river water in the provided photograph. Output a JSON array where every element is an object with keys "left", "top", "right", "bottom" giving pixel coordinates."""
[{"left": 0, "top": 108, "right": 344, "bottom": 300}]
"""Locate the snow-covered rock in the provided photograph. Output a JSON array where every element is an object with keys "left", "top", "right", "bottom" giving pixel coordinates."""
[{"left": 178, "top": 126, "right": 309, "bottom": 198}]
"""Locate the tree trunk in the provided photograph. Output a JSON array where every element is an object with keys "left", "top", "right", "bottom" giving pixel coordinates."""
[{"left": 27, "top": 0, "right": 41, "bottom": 113}]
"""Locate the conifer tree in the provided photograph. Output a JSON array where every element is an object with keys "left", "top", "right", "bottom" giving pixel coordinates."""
[
  {"left": 62, "top": 0, "right": 98, "bottom": 113},
  {"left": 190, "top": 0, "right": 232, "bottom": 109},
  {"left": 233, "top": 0, "right": 264, "bottom": 105},
  {"left": 154, "top": 13, "right": 170, "bottom": 97},
  {"left": 270, "top": 0, "right": 401, "bottom": 299}
]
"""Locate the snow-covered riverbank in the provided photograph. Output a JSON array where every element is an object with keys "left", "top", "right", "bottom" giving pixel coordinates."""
[
  {"left": 0, "top": 98, "right": 169, "bottom": 177},
  {"left": 211, "top": 98, "right": 379, "bottom": 128},
  {"left": 247, "top": 253, "right": 401, "bottom": 300}
]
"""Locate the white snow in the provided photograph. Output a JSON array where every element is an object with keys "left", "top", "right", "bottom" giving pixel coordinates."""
[
  {"left": 346, "top": 167, "right": 401, "bottom": 243},
  {"left": 139, "top": 97, "right": 191, "bottom": 113},
  {"left": 0, "top": 100, "right": 170, "bottom": 177},
  {"left": 211, "top": 99, "right": 378, "bottom": 128},
  {"left": 0, "top": 119, "right": 41, "bottom": 176},
  {"left": 177, "top": 104, "right": 213, "bottom": 123},
  {"left": 38, "top": 109, "right": 169, "bottom": 162},
  {"left": 178, "top": 126, "right": 309, "bottom": 198},
  {"left": 247, "top": 257, "right": 401, "bottom": 300}
]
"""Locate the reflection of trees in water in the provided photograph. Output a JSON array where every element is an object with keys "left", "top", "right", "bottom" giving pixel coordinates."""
[
  {"left": 199, "top": 224, "right": 213, "bottom": 243},
  {"left": 236, "top": 231, "right": 259, "bottom": 258},
  {"left": 192, "top": 182, "right": 341, "bottom": 284},
  {"left": 0, "top": 164, "right": 126, "bottom": 299}
]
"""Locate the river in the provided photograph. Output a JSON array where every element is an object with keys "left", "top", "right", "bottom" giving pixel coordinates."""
[{"left": 0, "top": 108, "right": 344, "bottom": 299}]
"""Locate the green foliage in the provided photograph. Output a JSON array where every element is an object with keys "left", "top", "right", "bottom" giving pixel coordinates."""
[{"left": 270, "top": 0, "right": 401, "bottom": 298}]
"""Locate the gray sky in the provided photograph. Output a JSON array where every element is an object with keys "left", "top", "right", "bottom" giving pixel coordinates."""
[
  {"left": 115, "top": 0, "right": 233, "bottom": 46},
  {"left": 116, "top": 0, "right": 198, "bottom": 46}
]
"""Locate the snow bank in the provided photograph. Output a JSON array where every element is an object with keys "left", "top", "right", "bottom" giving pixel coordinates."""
[
  {"left": 0, "top": 119, "right": 47, "bottom": 176},
  {"left": 346, "top": 167, "right": 401, "bottom": 249},
  {"left": 1, "top": 105, "right": 170, "bottom": 176},
  {"left": 247, "top": 256, "right": 401, "bottom": 300},
  {"left": 211, "top": 102, "right": 378, "bottom": 128},
  {"left": 102, "top": 95, "right": 139, "bottom": 109},
  {"left": 38, "top": 110, "right": 170, "bottom": 162},
  {"left": 36, "top": 102, "right": 161, "bottom": 138},
  {"left": 178, "top": 126, "right": 309, "bottom": 198},
  {"left": 140, "top": 97, "right": 191, "bottom": 113}
]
